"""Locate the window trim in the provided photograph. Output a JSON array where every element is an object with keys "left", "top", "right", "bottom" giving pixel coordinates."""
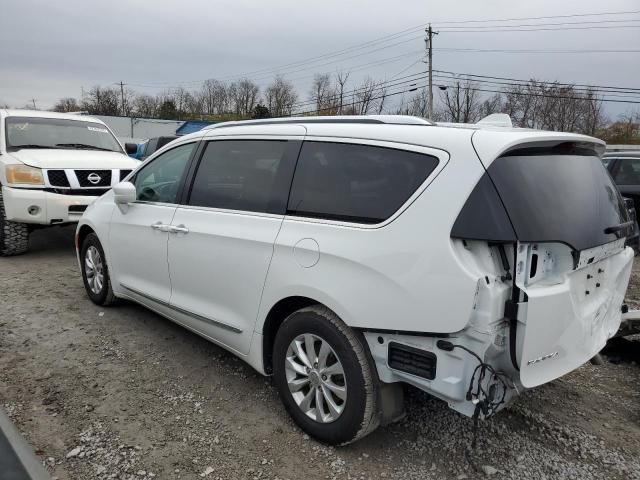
[
  {"left": 284, "top": 137, "right": 449, "bottom": 230},
  {"left": 182, "top": 136, "right": 303, "bottom": 215},
  {"left": 130, "top": 140, "right": 201, "bottom": 206}
]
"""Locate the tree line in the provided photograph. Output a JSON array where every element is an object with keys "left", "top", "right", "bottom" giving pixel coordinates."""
[{"left": 50, "top": 73, "right": 639, "bottom": 144}]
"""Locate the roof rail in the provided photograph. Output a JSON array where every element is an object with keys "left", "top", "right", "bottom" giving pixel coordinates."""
[{"left": 203, "top": 115, "right": 434, "bottom": 130}]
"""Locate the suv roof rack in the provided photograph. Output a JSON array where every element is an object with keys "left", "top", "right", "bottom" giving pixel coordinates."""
[{"left": 203, "top": 115, "right": 435, "bottom": 130}]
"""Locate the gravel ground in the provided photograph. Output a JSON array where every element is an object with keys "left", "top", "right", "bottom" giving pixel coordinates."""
[{"left": 0, "top": 226, "right": 639, "bottom": 480}]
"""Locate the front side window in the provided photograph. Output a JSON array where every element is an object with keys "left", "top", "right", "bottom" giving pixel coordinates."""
[
  {"left": 188, "top": 140, "right": 290, "bottom": 214},
  {"left": 133, "top": 143, "right": 195, "bottom": 203},
  {"left": 288, "top": 141, "right": 439, "bottom": 224},
  {"left": 5, "top": 117, "right": 122, "bottom": 153},
  {"left": 613, "top": 158, "right": 640, "bottom": 185}
]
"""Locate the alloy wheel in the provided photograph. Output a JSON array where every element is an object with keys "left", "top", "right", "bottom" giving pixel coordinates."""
[
  {"left": 285, "top": 333, "right": 347, "bottom": 423},
  {"left": 85, "top": 245, "right": 104, "bottom": 294}
]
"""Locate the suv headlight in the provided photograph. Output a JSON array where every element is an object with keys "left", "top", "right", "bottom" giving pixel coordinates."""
[{"left": 5, "top": 164, "right": 44, "bottom": 185}]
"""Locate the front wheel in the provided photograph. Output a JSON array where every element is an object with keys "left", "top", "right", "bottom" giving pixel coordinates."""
[
  {"left": 0, "top": 189, "right": 29, "bottom": 256},
  {"left": 273, "top": 306, "right": 380, "bottom": 445},
  {"left": 80, "top": 233, "right": 117, "bottom": 306}
]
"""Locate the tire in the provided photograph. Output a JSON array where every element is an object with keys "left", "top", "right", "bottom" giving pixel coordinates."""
[
  {"left": 273, "top": 305, "right": 380, "bottom": 445},
  {"left": 0, "top": 189, "right": 29, "bottom": 256},
  {"left": 80, "top": 233, "right": 117, "bottom": 306}
]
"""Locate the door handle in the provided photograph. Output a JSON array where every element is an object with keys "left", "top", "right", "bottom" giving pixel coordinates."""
[
  {"left": 169, "top": 224, "right": 189, "bottom": 234},
  {"left": 151, "top": 222, "right": 171, "bottom": 232}
]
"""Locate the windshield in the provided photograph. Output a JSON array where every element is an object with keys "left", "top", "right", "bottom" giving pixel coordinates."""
[{"left": 5, "top": 116, "right": 123, "bottom": 153}]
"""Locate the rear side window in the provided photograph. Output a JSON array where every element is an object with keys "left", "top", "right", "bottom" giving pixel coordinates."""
[
  {"left": 188, "top": 140, "right": 293, "bottom": 214},
  {"left": 613, "top": 158, "right": 640, "bottom": 185},
  {"left": 288, "top": 141, "right": 438, "bottom": 224}
]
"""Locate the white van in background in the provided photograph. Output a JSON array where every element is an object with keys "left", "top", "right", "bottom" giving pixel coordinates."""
[{"left": 0, "top": 110, "right": 139, "bottom": 255}]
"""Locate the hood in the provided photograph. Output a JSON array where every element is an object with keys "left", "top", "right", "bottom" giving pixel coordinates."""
[{"left": 6, "top": 149, "right": 140, "bottom": 169}]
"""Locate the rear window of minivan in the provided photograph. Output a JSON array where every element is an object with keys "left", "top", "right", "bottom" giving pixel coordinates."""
[{"left": 288, "top": 141, "right": 438, "bottom": 224}]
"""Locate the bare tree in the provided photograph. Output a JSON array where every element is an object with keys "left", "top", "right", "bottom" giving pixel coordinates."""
[
  {"left": 201, "top": 79, "right": 230, "bottom": 115},
  {"left": 311, "top": 74, "right": 332, "bottom": 114},
  {"left": 439, "top": 81, "right": 482, "bottom": 123},
  {"left": 134, "top": 94, "right": 158, "bottom": 118},
  {"left": 53, "top": 97, "right": 80, "bottom": 112},
  {"left": 335, "top": 71, "right": 350, "bottom": 115},
  {"left": 265, "top": 75, "right": 298, "bottom": 117},
  {"left": 82, "top": 86, "right": 120, "bottom": 116},
  {"left": 479, "top": 94, "right": 503, "bottom": 118},
  {"left": 353, "top": 77, "right": 378, "bottom": 114},
  {"left": 229, "top": 79, "right": 260, "bottom": 118}
]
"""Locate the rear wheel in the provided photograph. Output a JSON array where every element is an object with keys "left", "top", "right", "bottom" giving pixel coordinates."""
[
  {"left": 0, "top": 189, "right": 29, "bottom": 256},
  {"left": 273, "top": 305, "right": 380, "bottom": 445},
  {"left": 81, "top": 233, "right": 117, "bottom": 306}
]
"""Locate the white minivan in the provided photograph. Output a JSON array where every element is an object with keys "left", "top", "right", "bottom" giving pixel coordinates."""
[
  {"left": 76, "top": 115, "right": 633, "bottom": 444},
  {"left": 0, "top": 109, "right": 139, "bottom": 255}
]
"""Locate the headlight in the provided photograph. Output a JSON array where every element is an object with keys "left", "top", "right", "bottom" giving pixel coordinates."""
[{"left": 5, "top": 164, "right": 44, "bottom": 185}]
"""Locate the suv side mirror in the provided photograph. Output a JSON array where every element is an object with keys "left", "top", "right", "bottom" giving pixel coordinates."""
[
  {"left": 125, "top": 143, "right": 138, "bottom": 155},
  {"left": 113, "top": 181, "right": 136, "bottom": 206}
]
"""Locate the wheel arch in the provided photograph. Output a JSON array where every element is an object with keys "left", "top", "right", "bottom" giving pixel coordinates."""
[
  {"left": 261, "top": 296, "right": 329, "bottom": 374},
  {"left": 76, "top": 223, "right": 96, "bottom": 251}
]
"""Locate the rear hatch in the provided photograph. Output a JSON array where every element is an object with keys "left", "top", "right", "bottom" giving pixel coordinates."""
[{"left": 471, "top": 134, "right": 634, "bottom": 387}]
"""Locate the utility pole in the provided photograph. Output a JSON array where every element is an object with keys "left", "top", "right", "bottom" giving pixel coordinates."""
[
  {"left": 425, "top": 24, "right": 438, "bottom": 119},
  {"left": 119, "top": 81, "right": 126, "bottom": 116}
]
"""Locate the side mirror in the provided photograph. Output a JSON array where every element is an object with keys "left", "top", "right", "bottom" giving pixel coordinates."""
[
  {"left": 113, "top": 182, "right": 136, "bottom": 205},
  {"left": 124, "top": 143, "right": 138, "bottom": 155}
]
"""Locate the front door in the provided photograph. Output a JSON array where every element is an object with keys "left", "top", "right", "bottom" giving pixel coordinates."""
[
  {"left": 167, "top": 134, "right": 303, "bottom": 354},
  {"left": 109, "top": 142, "right": 197, "bottom": 303}
]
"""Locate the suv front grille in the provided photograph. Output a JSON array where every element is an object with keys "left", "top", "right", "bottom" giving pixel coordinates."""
[
  {"left": 47, "top": 170, "right": 70, "bottom": 187},
  {"left": 388, "top": 342, "right": 437, "bottom": 380},
  {"left": 76, "top": 170, "right": 112, "bottom": 187},
  {"left": 119, "top": 170, "right": 133, "bottom": 181}
]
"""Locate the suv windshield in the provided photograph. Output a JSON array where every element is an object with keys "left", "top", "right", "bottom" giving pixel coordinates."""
[{"left": 5, "top": 117, "right": 123, "bottom": 153}]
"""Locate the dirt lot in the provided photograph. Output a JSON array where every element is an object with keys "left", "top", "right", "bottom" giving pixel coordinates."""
[{"left": 0, "top": 226, "right": 639, "bottom": 480}]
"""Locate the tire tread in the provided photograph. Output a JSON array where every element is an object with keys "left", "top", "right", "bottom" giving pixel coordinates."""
[{"left": 0, "top": 189, "right": 29, "bottom": 256}]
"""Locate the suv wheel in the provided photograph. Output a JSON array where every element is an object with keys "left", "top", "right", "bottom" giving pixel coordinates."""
[
  {"left": 0, "top": 189, "right": 29, "bottom": 256},
  {"left": 273, "top": 305, "right": 380, "bottom": 445},
  {"left": 81, "top": 233, "right": 116, "bottom": 306}
]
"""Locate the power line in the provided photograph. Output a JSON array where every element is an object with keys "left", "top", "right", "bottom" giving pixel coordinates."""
[
  {"left": 122, "top": 9, "right": 640, "bottom": 88},
  {"left": 434, "top": 81, "right": 640, "bottom": 105},
  {"left": 288, "top": 72, "right": 428, "bottom": 110},
  {"left": 430, "top": 9, "right": 640, "bottom": 25},
  {"left": 436, "top": 47, "right": 640, "bottom": 54},
  {"left": 433, "top": 69, "right": 640, "bottom": 93},
  {"left": 432, "top": 74, "right": 640, "bottom": 101},
  {"left": 439, "top": 18, "right": 640, "bottom": 29},
  {"left": 126, "top": 50, "right": 424, "bottom": 90},
  {"left": 291, "top": 84, "right": 420, "bottom": 116},
  {"left": 439, "top": 24, "right": 640, "bottom": 33}
]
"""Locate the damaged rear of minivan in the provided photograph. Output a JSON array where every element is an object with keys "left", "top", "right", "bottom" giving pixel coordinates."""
[{"left": 446, "top": 131, "right": 633, "bottom": 417}]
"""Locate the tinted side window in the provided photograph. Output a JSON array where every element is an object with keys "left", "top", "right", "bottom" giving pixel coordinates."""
[
  {"left": 189, "top": 140, "right": 291, "bottom": 214},
  {"left": 613, "top": 158, "right": 640, "bottom": 185},
  {"left": 133, "top": 142, "right": 195, "bottom": 203},
  {"left": 288, "top": 142, "right": 439, "bottom": 223}
]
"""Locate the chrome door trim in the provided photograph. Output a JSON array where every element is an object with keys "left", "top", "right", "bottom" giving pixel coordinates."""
[{"left": 120, "top": 283, "right": 242, "bottom": 333}]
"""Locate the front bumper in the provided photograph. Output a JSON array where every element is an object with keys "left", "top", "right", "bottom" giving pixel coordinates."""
[{"left": 1, "top": 186, "right": 98, "bottom": 225}]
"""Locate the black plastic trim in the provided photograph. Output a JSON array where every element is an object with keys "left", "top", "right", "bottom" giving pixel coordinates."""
[{"left": 388, "top": 342, "right": 437, "bottom": 380}]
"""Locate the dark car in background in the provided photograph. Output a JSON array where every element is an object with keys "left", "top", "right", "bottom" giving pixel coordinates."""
[
  {"left": 604, "top": 151, "right": 640, "bottom": 254},
  {"left": 136, "top": 135, "right": 178, "bottom": 160}
]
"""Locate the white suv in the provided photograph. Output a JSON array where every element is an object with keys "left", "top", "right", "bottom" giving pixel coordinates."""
[
  {"left": 0, "top": 109, "right": 139, "bottom": 255},
  {"left": 76, "top": 115, "right": 633, "bottom": 445}
]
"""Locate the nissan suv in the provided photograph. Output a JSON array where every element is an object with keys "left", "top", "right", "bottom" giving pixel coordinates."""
[
  {"left": 75, "top": 115, "right": 633, "bottom": 445},
  {"left": 0, "top": 110, "right": 139, "bottom": 255}
]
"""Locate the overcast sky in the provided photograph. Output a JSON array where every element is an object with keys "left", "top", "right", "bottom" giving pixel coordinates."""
[{"left": 1, "top": 0, "right": 639, "bottom": 118}]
